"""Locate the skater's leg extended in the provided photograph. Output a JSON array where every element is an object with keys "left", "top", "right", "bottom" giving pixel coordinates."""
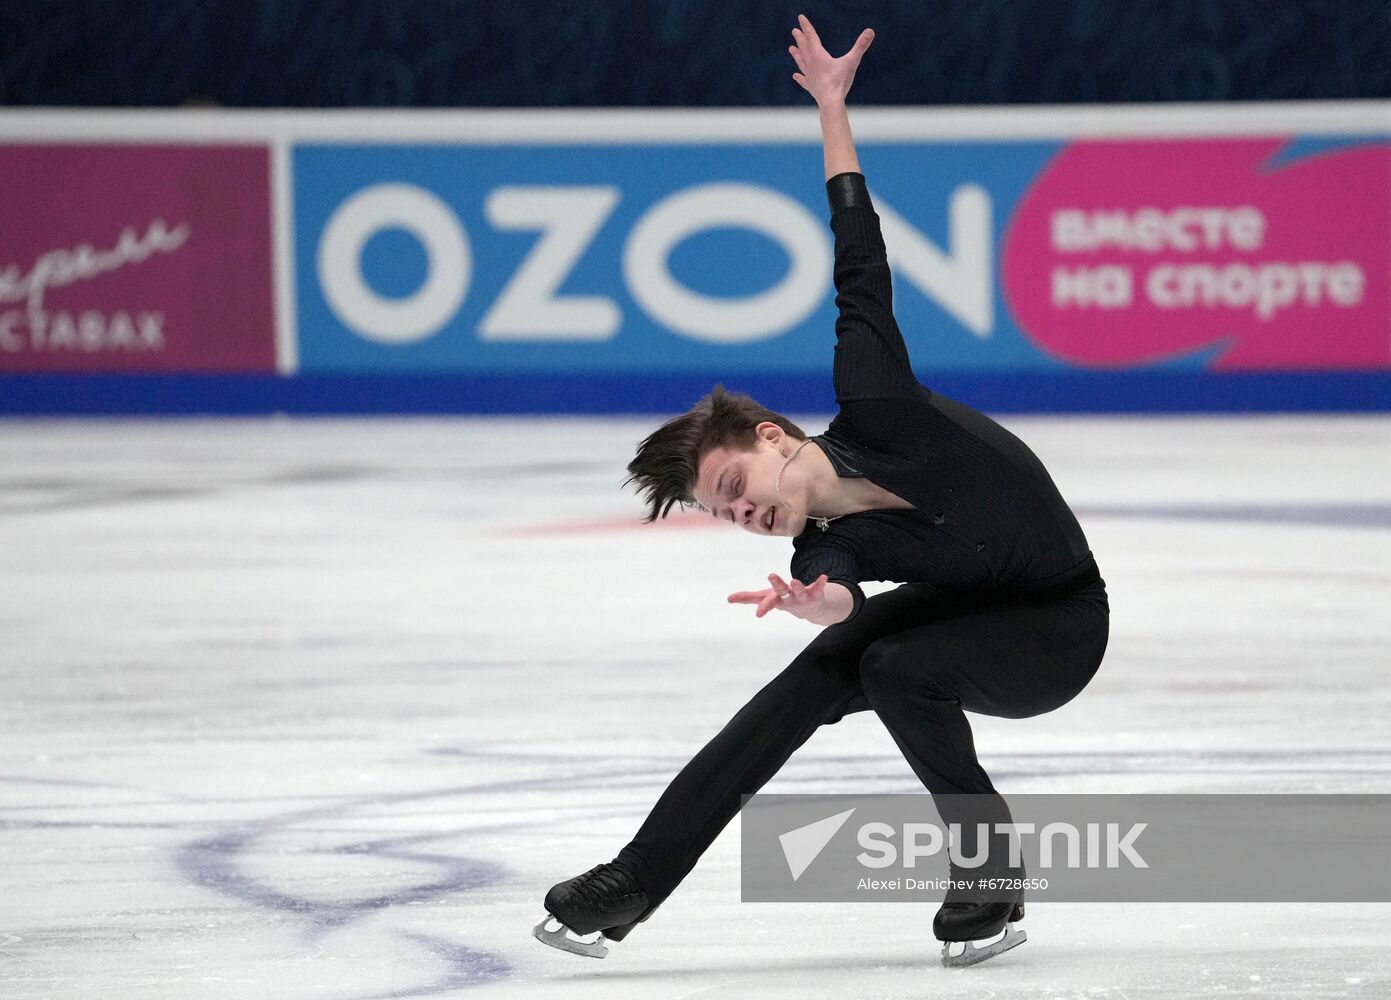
[
  {"left": 613, "top": 660, "right": 859, "bottom": 901},
  {"left": 536, "top": 649, "right": 863, "bottom": 957},
  {"left": 534, "top": 586, "right": 948, "bottom": 958},
  {"left": 616, "top": 584, "right": 949, "bottom": 902}
]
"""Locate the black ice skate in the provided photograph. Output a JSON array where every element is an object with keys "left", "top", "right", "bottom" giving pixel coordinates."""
[
  {"left": 933, "top": 865, "right": 1027, "bottom": 968},
  {"left": 532, "top": 861, "right": 651, "bottom": 959}
]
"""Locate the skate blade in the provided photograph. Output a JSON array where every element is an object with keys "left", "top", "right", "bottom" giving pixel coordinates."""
[
  {"left": 532, "top": 915, "right": 611, "bottom": 959},
  {"left": 940, "top": 923, "right": 1027, "bottom": 968}
]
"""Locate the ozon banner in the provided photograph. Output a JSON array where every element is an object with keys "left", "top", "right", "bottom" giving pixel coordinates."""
[
  {"left": 292, "top": 136, "right": 1390, "bottom": 377},
  {"left": 0, "top": 144, "right": 275, "bottom": 374}
]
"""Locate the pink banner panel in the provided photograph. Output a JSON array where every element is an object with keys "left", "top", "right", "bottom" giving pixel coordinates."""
[
  {"left": 1003, "top": 139, "right": 1391, "bottom": 370},
  {"left": 0, "top": 144, "right": 275, "bottom": 373}
]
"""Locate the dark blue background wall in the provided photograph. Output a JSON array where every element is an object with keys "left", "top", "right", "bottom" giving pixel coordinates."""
[{"left": 3, "top": 0, "right": 1388, "bottom": 108}]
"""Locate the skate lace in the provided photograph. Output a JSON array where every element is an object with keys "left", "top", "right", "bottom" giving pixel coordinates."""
[{"left": 571, "top": 863, "right": 639, "bottom": 906}]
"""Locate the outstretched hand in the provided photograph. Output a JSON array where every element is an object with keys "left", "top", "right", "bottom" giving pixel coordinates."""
[
  {"left": 788, "top": 14, "right": 874, "bottom": 107},
  {"left": 728, "top": 572, "right": 830, "bottom": 621}
]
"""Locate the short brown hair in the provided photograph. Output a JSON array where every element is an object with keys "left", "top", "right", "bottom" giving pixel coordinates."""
[{"left": 624, "top": 385, "right": 805, "bottom": 522}]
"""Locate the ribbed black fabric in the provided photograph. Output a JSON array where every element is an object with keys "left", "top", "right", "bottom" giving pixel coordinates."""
[{"left": 791, "top": 172, "right": 1098, "bottom": 622}]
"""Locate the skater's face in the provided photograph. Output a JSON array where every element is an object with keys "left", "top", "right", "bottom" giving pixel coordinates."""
[{"left": 692, "top": 422, "right": 810, "bottom": 537}]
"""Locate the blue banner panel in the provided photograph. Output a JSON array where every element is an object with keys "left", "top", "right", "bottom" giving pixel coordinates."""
[{"left": 291, "top": 142, "right": 1065, "bottom": 375}]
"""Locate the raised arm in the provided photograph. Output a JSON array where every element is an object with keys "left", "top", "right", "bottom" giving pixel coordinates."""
[{"left": 789, "top": 16, "right": 920, "bottom": 402}]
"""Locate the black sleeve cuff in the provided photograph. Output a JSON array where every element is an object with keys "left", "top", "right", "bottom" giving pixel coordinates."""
[
  {"left": 830, "top": 577, "right": 866, "bottom": 623},
  {"left": 826, "top": 172, "right": 872, "bottom": 214}
]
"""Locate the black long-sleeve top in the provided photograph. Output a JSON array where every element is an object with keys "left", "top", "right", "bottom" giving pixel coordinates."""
[{"left": 789, "top": 173, "right": 1099, "bottom": 621}]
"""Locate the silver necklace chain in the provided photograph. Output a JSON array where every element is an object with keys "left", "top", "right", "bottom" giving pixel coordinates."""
[{"left": 775, "top": 439, "right": 845, "bottom": 532}]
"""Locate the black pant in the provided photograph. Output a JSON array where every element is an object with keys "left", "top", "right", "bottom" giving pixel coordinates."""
[{"left": 615, "top": 577, "right": 1109, "bottom": 903}]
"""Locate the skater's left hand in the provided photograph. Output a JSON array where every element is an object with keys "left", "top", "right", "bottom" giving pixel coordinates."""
[
  {"left": 788, "top": 14, "right": 874, "bottom": 108},
  {"left": 728, "top": 572, "right": 829, "bottom": 621}
]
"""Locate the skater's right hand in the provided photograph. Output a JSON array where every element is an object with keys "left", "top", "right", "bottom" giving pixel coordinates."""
[{"left": 728, "top": 572, "right": 830, "bottom": 621}]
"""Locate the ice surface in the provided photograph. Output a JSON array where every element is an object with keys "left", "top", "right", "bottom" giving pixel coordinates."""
[{"left": 1, "top": 414, "right": 1388, "bottom": 999}]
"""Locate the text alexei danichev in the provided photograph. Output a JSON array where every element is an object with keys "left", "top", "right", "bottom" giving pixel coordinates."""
[{"left": 856, "top": 877, "right": 1049, "bottom": 892}]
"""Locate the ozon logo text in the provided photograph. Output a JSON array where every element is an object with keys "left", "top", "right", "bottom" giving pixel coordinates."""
[{"left": 315, "top": 181, "right": 994, "bottom": 346}]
